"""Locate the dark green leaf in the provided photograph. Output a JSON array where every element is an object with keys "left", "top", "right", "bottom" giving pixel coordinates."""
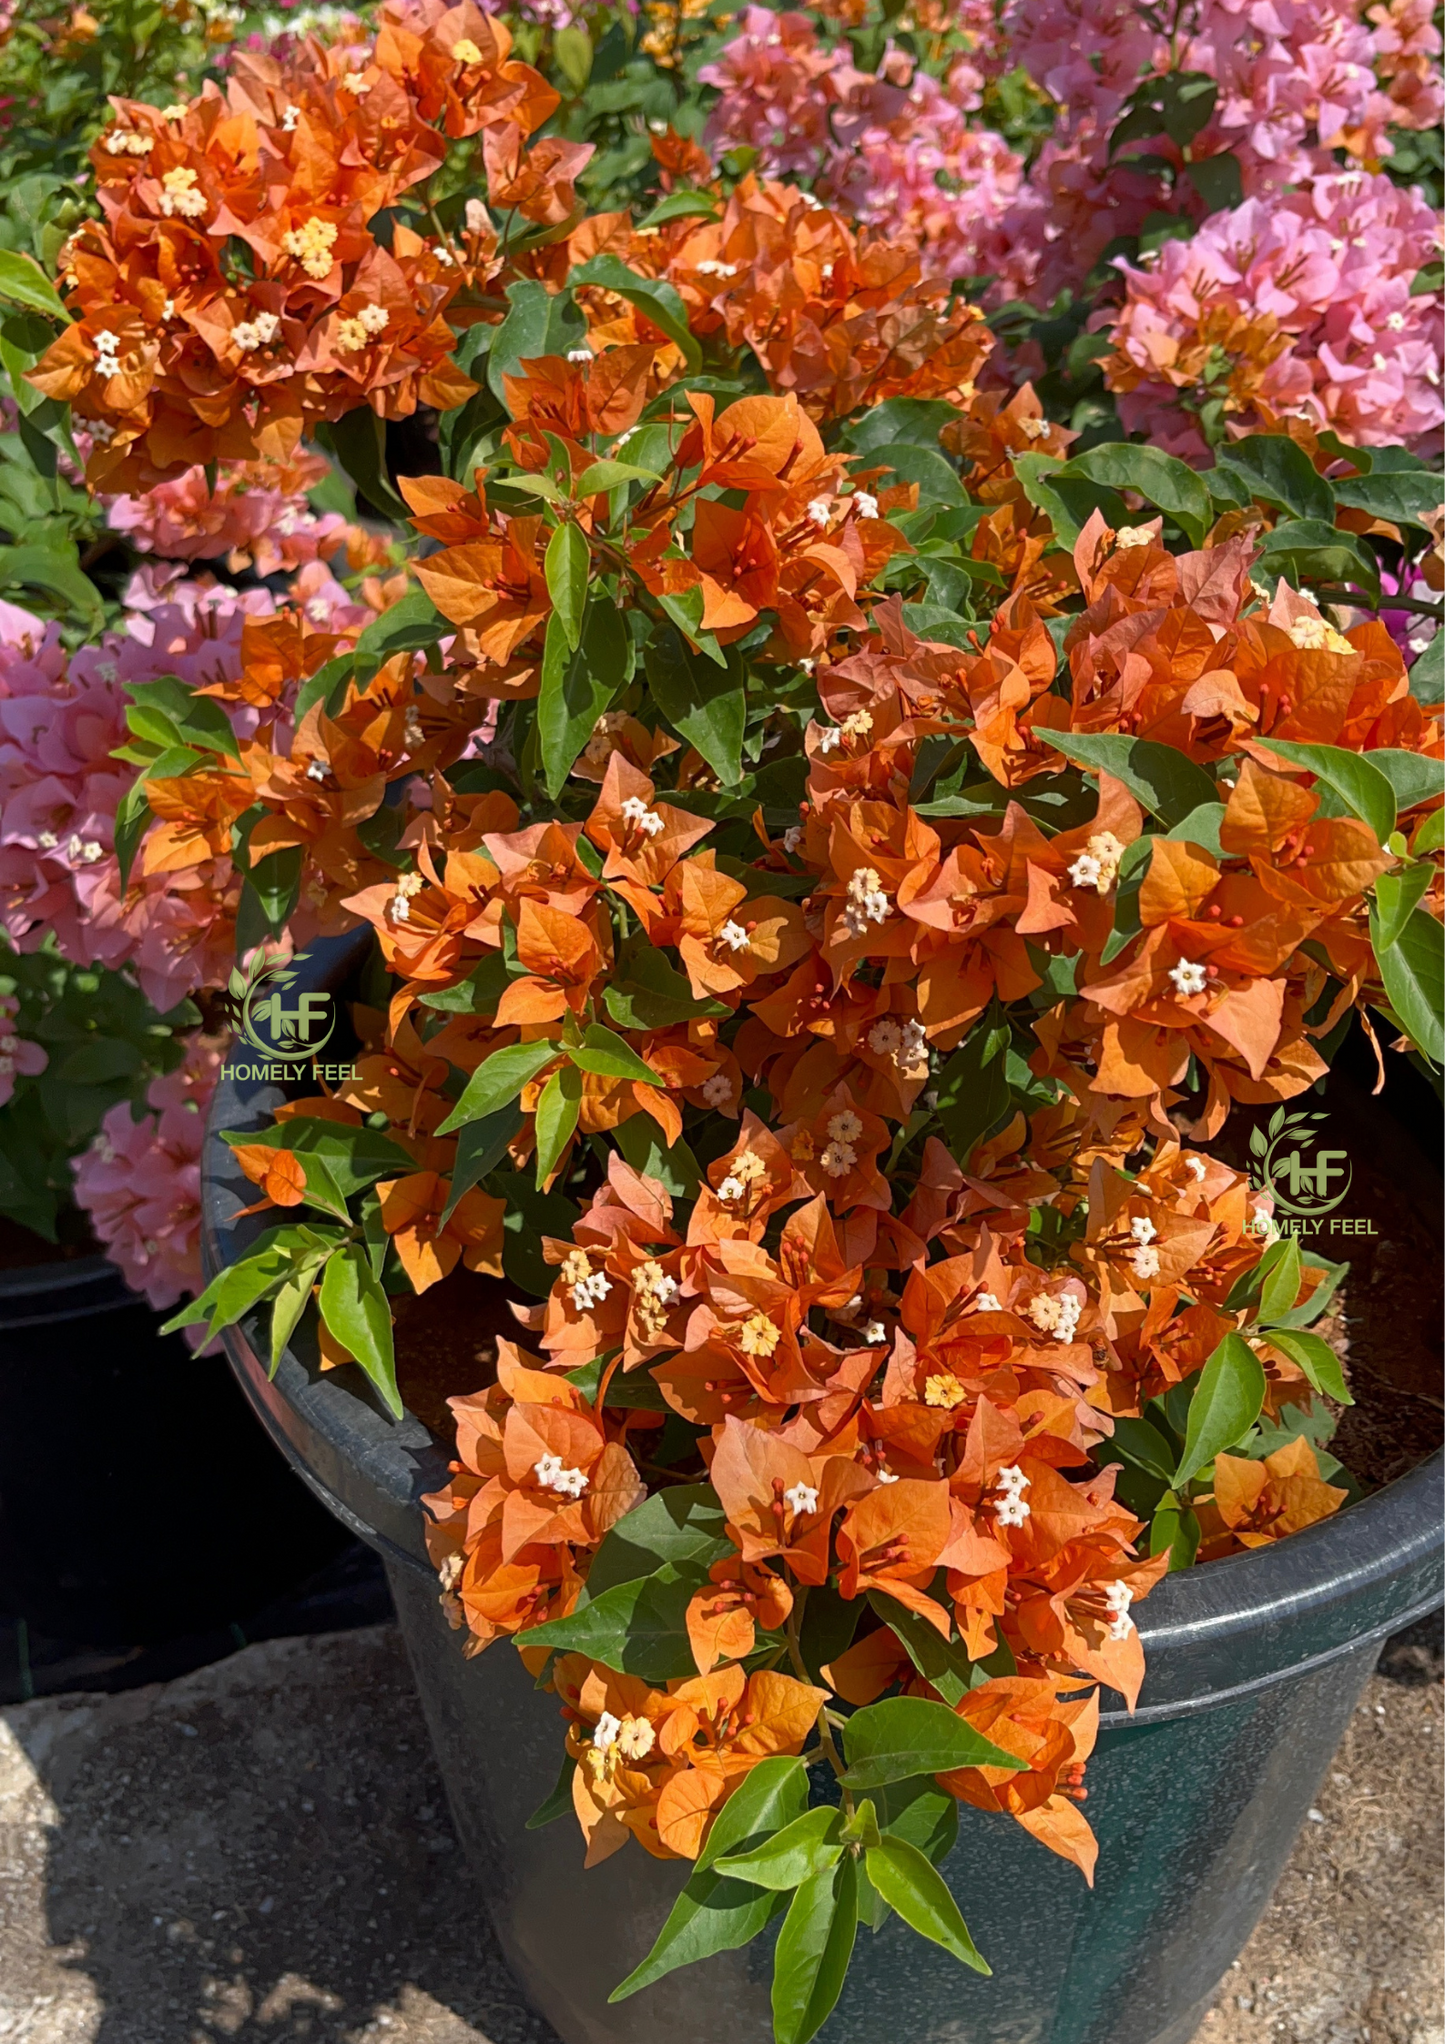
[
  {"left": 1183, "top": 152, "right": 1243, "bottom": 212},
  {"left": 1213, "top": 437, "right": 1334, "bottom": 523},
  {"left": 1174, "top": 1333, "right": 1266, "bottom": 1486},
  {"left": 1101, "top": 1415, "right": 1177, "bottom": 1483},
  {"left": 866, "top": 1594, "right": 977, "bottom": 1707},
  {"left": 569, "top": 1021, "right": 659, "bottom": 1085},
  {"left": 584, "top": 1485, "right": 731, "bottom": 1596},
  {"left": 1254, "top": 737, "right": 1396, "bottom": 847},
  {"left": 1255, "top": 520, "right": 1381, "bottom": 605},
  {"left": 1371, "top": 903, "right": 1444, "bottom": 1063},
  {"left": 1149, "top": 1492, "right": 1202, "bottom": 1570},
  {"left": 323, "top": 408, "right": 408, "bottom": 522},
  {"left": 609, "top": 1758, "right": 807, "bottom": 2002},
  {"left": 1165, "top": 801, "right": 1227, "bottom": 857},
  {"left": 933, "top": 1006, "right": 1011, "bottom": 1165},
  {"left": 865, "top": 442, "right": 965, "bottom": 507},
  {"left": 1266, "top": 1327, "right": 1351, "bottom": 1404},
  {"left": 569, "top": 256, "right": 701, "bottom": 371},
  {"left": 1049, "top": 731, "right": 1217, "bottom": 827},
  {"left": 644, "top": 623, "right": 746, "bottom": 785},
  {"left": 516, "top": 1564, "right": 706, "bottom": 1681},
  {"left": 526, "top": 1756, "right": 577, "bottom": 1829},
  {"left": 438, "top": 1103, "right": 522, "bottom": 1227},
  {"left": 487, "top": 279, "right": 585, "bottom": 406},
  {"left": 1332, "top": 469, "right": 1443, "bottom": 530},
  {"left": 352, "top": 587, "right": 446, "bottom": 664},
  {"left": 572, "top": 457, "right": 662, "bottom": 496},
  {"left": 771, "top": 1859, "right": 857, "bottom": 2044},
  {"left": 604, "top": 935, "right": 729, "bottom": 1031},
  {"left": 844, "top": 399, "right": 958, "bottom": 455},
  {"left": 1058, "top": 443, "right": 1211, "bottom": 547},
  {"left": 1368, "top": 749, "right": 1444, "bottom": 817},
  {"left": 538, "top": 597, "right": 633, "bottom": 797}
]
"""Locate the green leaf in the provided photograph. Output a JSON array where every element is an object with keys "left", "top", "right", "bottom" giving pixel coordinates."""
[
  {"left": 771, "top": 1859, "right": 857, "bottom": 2044},
  {"left": 612, "top": 1115, "right": 702, "bottom": 1197},
  {"left": 318, "top": 1242, "right": 403, "bottom": 1420},
  {"left": 1266, "top": 1327, "right": 1351, "bottom": 1405},
  {"left": 544, "top": 521, "right": 589, "bottom": 651},
  {"left": 491, "top": 1167, "right": 580, "bottom": 1298},
  {"left": 526, "top": 1756, "right": 577, "bottom": 1830},
  {"left": 1213, "top": 436, "right": 1334, "bottom": 524},
  {"left": 1110, "top": 69, "right": 1217, "bottom": 152},
  {"left": 644, "top": 623, "right": 746, "bottom": 785},
  {"left": 609, "top": 1758, "right": 807, "bottom": 2002},
  {"left": 1011, "top": 452, "right": 1125, "bottom": 548},
  {"left": 569, "top": 1022, "right": 660, "bottom": 1085},
  {"left": 657, "top": 584, "right": 727, "bottom": 665},
  {"left": 1149, "top": 1492, "right": 1201, "bottom": 1570},
  {"left": 1165, "top": 801, "right": 1227, "bottom": 857},
  {"left": 538, "top": 597, "right": 633, "bottom": 798},
  {"left": 865, "top": 441, "right": 966, "bottom": 507},
  {"left": 553, "top": 22, "right": 592, "bottom": 89},
  {"left": 866, "top": 1594, "right": 977, "bottom": 1707},
  {"left": 221, "top": 1117, "right": 413, "bottom": 1197},
  {"left": 844, "top": 399, "right": 959, "bottom": 455},
  {"left": 0, "top": 249, "right": 67, "bottom": 321},
  {"left": 435, "top": 1039, "right": 561, "bottom": 1134},
  {"left": 841, "top": 1697, "right": 1026, "bottom": 1790},
  {"left": 322, "top": 408, "right": 408, "bottom": 522},
  {"left": 604, "top": 933, "right": 728, "bottom": 1032},
  {"left": 1368, "top": 748, "right": 1444, "bottom": 817},
  {"left": 871, "top": 1775, "right": 959, "bottom": 1868},
  {"left": 1183, "top": 151, "right": 1243, "bottom": 213},
  {"left": 639, "top": 190, "right": 721, "bottom": 227},
  {"left": 1253, "top": 737, "right": 1396, "bottom": 848},
  {"left": 1101, "top": 1415, "right": 1178, "bottom": 1483},
  {"left": 0, "top": 544, "right": 103, "bottom": 633},
  {"left": 572, "top": 457, "right": 662, "bottom": 497},
  {"left": 1332, "top": 469, "right": 1443, "bottom": 530},
  {"left": 569, "top": 256, "right": 701, "bottom": 372},
  {"left": 112, "top": 774, "right": 153, "bottom": 890},
  {"left": 715, "top": 1807, "right": 843, "bottom": 1891},
  {"left": 1255, "top": 520, "right": 1381, "bottom": 606},
  {"left": 1373, "top": 863, "right": 1433, "bottom": 953},
  {"left": 1049, "top": 730, "right": 1217, "bottom": 828},
  {"left": 1371, "top": 903, "right": 1445, "bottom": 1064},
  {"left": 487, "top": 279, "right": 585, "bottom": 407},
  {"left": 516, "top": 1564, "right": 705, "bottom": 1681},
  {"left": 244, "top": 846, "right": 302, "bottom": 935},
  {"left": 933, "top": 1006, "right": 1011, "bottom": 1165},
  {"left": 585, "top": 1485, "right": 732, "bottom": 1596},
  {"left": 268, "top": 1252, "right": 326, "bottom": 1377},
  {"left": 864, "top": 1836, "right": 989, "bottom": 1974},
  {"left": 160, "top": 1230, "right": 299, "bottom": 1337},
  {"left": 1058, "top": 443, "right": 1211, "bottom": 548},
  {"left": 533, "top": 1062, "right": 582, "bottom": 1186},
  {"left": 438, "top": 1102, "right": 522, "bottom": 1227},
  {"left": 351, "top": 587, "right": 446, "bottom": 665},
  {"left": 1258, "top": 1234, "right": 1302, "bottom": 1324},
  {"left": 1174, "top": 1333, "right": 1267, "bottom": 1487}
]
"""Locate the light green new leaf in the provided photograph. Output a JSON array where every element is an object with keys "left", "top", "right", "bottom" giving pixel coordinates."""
[
  {"left": 1265, "top": 1327, "right": 1351, "bottom": 1405},
  {"left": 572, "top": 457, "right": 662, "bottom": 497},
  {"left": 436, "top": 1039, "right": 561, "bottom": 1135},
  {"left": 569, "top": 1022, "right": 660, "bottom": 1085},
  {"left": 318, "top": 1242, "right": 402, "bottom": 1419},
  {"left": 715, "top": 1807, "right": 843, "bottom": 1891},
  {"left": 1372, "top": 864, "right": 1433, "bottom": 954},
  {"left": 544, "top": 521, "right": 589, "bottom": 651},
  {"left": 533, "top": 1063, "right": 582, "bottom": 1187},
  {"left": 1174, "top": 1333, "right": 1266, "bottom": 1487},
  {"left": 0, "top": 249, "right": 67, "bottom": 321},
  {"left": 1258, "top": 1235, "right": 1302, "bottom": 1325},
  {"left": 864, "top": 1837, "right": 989, "bottom": 1974}
]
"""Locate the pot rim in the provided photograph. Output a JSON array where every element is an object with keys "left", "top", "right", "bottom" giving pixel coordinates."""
[{"left": 202, "top": 939, "right": 1444, "bottom": 1726}]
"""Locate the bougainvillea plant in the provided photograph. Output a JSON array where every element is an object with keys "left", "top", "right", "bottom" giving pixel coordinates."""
[{"left": 4, "top": 0, "right": 1441, "bottom": 2033}]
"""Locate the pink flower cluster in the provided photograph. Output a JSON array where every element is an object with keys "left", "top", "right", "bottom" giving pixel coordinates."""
[
  {"left": 0, "top": 992, "right": 47, "bottom": 1109},
  {"left": 1103, "top": 170, "right": 1445, "bottom": 456},
  {"left": 0, "top": 564, "right": 375, "bottom": 1013},
  {"left": 104, "top": 451, "right": 358, "bottom": 578},
  {"left": 1000, "top": 0, "right": 1444, "bottom": 299},
  {"left": 72, "top": 1035, "right": 222, "bottom": 1312},
  {"left": 700, "top": 9, "right": 1038, "bottom": 288}
]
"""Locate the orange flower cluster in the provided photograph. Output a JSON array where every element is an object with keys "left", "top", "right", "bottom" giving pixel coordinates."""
[{"left": 27, "top": 1, "right": 588, "bottom": 490}]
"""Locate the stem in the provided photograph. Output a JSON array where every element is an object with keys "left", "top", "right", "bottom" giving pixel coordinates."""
[{"left": 785, "top": 1593, "right": 853, "bottom": 1814}]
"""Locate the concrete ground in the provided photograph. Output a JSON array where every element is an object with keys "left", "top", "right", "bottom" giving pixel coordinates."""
[{"left": 0, "top": 1621, "right": 1439, "bottom": 2044}]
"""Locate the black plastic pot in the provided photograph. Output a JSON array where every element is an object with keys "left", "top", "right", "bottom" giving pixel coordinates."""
[
  {"left": 203, "top": 943, "right": 1443, "bottom": 2044},
  {"left": 0, "top": 1247, "right": 353, "bottom": 1649}
]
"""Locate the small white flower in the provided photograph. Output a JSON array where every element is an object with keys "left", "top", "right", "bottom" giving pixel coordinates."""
[
  {"left": 280, "top": 103, "right": 300, "bottom": 131},
  {"left": 1131, "top": 1245, "right": 1161, "bottom": 1281},
  {"left": 695, "top": 259, "right": 738, "bottom": 278},
  {"left": 973, "top": 1291, "right": 1002, "bottom": 1313},
  {"left": 1104, "top": 1580, "right": 1135, "bottom": 1641},
  {"left": 533, "top": 1451, "right": 589, "bottom": 1498},
  {"left": 820, "top": 1139, "right": 856, "bottom": 1177},
  {"left": 783, "top": 826, "right": 804, "bottom": 854},
  {"left": 718, "top": 920, "right": 751, "bottom": 952},
  {"left": 852, "top": 491, "right": 879, "bottom": 520},
  {"left": 815, "top": 724, "right": 841, "bottom": 754},
  {"left": 876, "top": 1465, "right": 900, "bottom": 1484},
  {"left": 358, "top": 303, "right": 390, "bottom": 335},
  {"left": 701, "top": 1072, "right": 734, "bottom": 1108},
  {"left": 842, "top": 866, "right": 890, "bottom": 938},
  {"left": 784, "top": 1481, "right": 819, "bottom": 1517},
  {"left": 306, "top": 596, "right": 332, "bottom": 625},
  {"left": 717, "top": 1175, "right": 746, "bottom": 1205},
  {"left": 306, "top": 758, "right": 330, "bottom": 783},
  {"left": 567, "top": 348, "right": 592, "bottom": 364},
  {"left": 995, "top": 1464, "right": 1030, "bottom": 1496},
  {"left": 37, "top": 831, "right": 58, "bottom": 850},
  {"left": 1168, "top": 959, "right": 1208, "bottom": 998},
  {"left": 1130, "top": 1215, "right": 1157, "bottom": 1247},
  {"left": 1114, "top": 524, "right": 1155, "bottom": 550},
  {"left": 620, "top": 795, "right": 665, "bottom": 837},
  {"left": 1386, "top": 312, "right": 1406, "bottom": 331},
  {"left": 994, "top": 1492, "right": 1031, "bottom": 1527},
  {"left": 862, "top": 1319, "right": 886, "bottom": 1343},
  {"left": 806, "top": 497, "right": 832, "bottom": 528},
  {"left": 592, "top": 1710, "right": 622, "bottom": 1752},
  {"left": 1185, "top": 1156, "right": 1207, "bottom": 1182},
  {"left": 1068, "top": 853, "right": 1103, "bottom": 890}
]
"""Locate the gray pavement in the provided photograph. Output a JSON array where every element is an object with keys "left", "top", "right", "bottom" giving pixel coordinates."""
[{"left": 0, "top": 1624, "right": 1439, "bottom": 2044}]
